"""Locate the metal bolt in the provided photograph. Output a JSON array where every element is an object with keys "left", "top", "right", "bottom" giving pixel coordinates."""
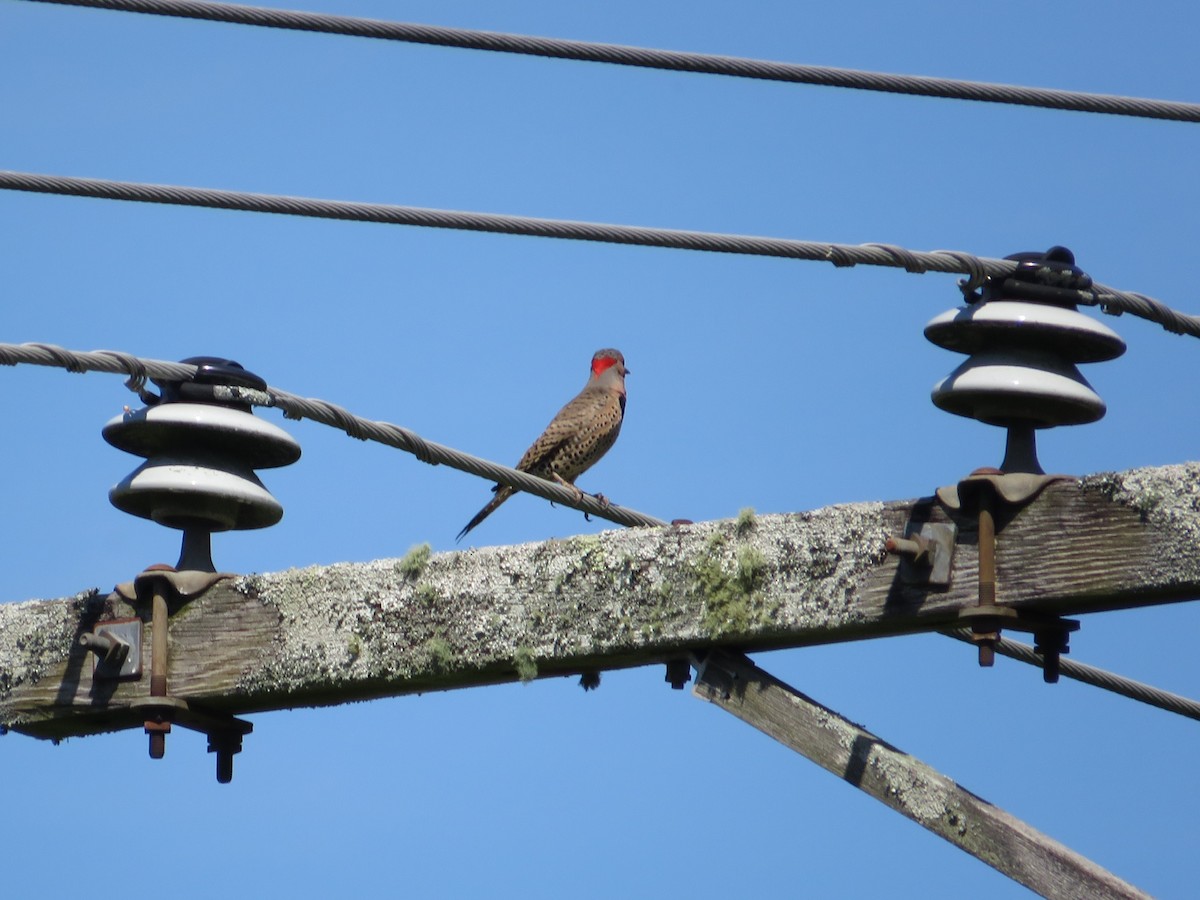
[
  {"left": 216, "top": 752, "right": 233, "bottom": 784},
  {"left": 146, "top": 586, "right": 170, "bottom": 760},
  {"left": 972, "top": 632, "right": 998, "bottom": 667},
  {"left": 80, "top": 631, "right": 116, "bottom": 655},
  {"left": 975, "top": 489, "right": 998, "bottom": 667},
  {"left": 665, "top": 659, "right": 691, "bottom": 690},
  {"left": 79, "top": 632, "right": 130, "bottom": 666},
  {"left": 145, "top": 718, "right": 170, "bottom": 759},
  {"left": 886, "top": 522, "right": 957, "bottom": 587},
  {"left": 885, "top": 533, "right": 932, "bottom": 565},
  {"left": 208, "top": 732, "right": 243, "bottom": 784},
  {"left": 1034, "top": 629, "right": 1070, "bottom": 684}
]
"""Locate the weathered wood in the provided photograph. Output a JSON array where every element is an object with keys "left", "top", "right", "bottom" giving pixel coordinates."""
[
  {"left": 2, "top": 462, "right": 1199, "bottom": 739},
  {"left": 691, "top": 650, "right": 1151, "bottom": 900}
]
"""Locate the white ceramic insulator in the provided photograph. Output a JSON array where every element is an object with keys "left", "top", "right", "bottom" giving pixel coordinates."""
[
  {"left": 104, "top": 403, "right": 301, "bottom": 468},
  {"left": 109, "top": 456, "right": 282, "bottom": 530},
  {"left": 925, "top": 301, "right": 1125, "bottom": 429},
  {"left": 931, "top": 350, "right": 1105, "bottom": 427},
  {"left": 104, "top": 402, "right": 300, "bottom": 531},
  {"left": 924, "top": 301, "right": 1125, "bottom": 362}
]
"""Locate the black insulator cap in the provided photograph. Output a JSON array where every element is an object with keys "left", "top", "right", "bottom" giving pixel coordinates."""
[
  {"left": 155, "top": 357, "right": 267, "bottom": 410},
  {"left": 981, "top": 246, "right": 1093, "bottom": 306}
]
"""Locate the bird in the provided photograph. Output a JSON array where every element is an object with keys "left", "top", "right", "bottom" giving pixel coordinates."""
[{"left": 457, "top": 348, "right": 629, "bottom": 541}]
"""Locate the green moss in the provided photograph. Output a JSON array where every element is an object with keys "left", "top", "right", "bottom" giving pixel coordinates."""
[
  {"left": 396, "top": 543, "right": 432, "bottom": 579},
  {"left": 735, "top": 545, "right": 766, "bottom": 594},
  {"left": 513, "top": 646, "right": 538, "bottom": 682},
  {"left": 415, "top": 583, "right": 440, "bottom": 606},
  {"left": 424, "top": 636, "right": 453, "bottom": 672},
  {"left": 736, "top": 507, "right": 757, "bottom": 536},
  {"left": 577, "top": 534, "right": 609, "bottom": 572},
  {"left": 346, "top": 635, "right": 361, "bottom": 660},
  {"left": 695, "top": 535, "right": 771, "bottom": 637},
  {"left": 654, "top": 579, "right": 675, "bottom": 606},
  {"left": 574, "top": 534, "right": 603, "bottom": 553}
]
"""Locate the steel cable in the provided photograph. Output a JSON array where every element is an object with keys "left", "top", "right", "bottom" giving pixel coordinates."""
[
  {"left": 3, "top": 169, "right": 1198, "bottom": 339},
  {"left": 0, "top": 341, "right": 669, "bottom": 530},
  {"left": 942, "top": 629, "right": 1200, "bottom": 723},
  {"left": 24, "top": 0, "right": 1200, "bottom": 123}
]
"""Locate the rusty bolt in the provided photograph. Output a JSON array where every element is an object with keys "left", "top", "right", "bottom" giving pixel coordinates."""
[
  {"left": 885, "top": 533, "right": 932, "bottom": 565},
  {"left": 79, "top": 632, "right": 130, "bottom": 667}
]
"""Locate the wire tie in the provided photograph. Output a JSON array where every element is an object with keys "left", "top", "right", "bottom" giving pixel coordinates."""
[
  {"left": 934, "top": 251, "right": 987, "bottom": 301},
  {"left": 334, "top": 406, "right": 368, "bottom": 441},
  {"left": 270, "top": 393, "right": 304, "bottom": 420},
  {"left": 97, "top": 350, "right": 150, "bottom": 396},
  {"left": 29, "top": 342, "right": 86, "bottom": 373},
  {"left": 866, "top": 243, "right": 928, "bottom": 274},
  {"left": 824, "top": 246, "right": 856, "bottom": 268},
  {"left": 406, "top": 432, "right": 438, "bottom": 466}
]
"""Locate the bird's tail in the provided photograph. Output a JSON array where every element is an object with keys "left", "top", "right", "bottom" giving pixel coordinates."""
[{"left": 456, "top": 485, "right": 516, "bottom": 541}]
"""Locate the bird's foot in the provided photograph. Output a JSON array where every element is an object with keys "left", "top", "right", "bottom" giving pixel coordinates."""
[
  {"left": 550, "top": 471, "right": 587, "bottom": 506},
  {"left": 582, "top": 493, "right": 610, "bottom": 522}
]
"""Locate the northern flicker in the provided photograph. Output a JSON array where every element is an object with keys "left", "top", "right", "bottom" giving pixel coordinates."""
[{"left": 457, "top": 348, "right": 629, "bottom": 541}]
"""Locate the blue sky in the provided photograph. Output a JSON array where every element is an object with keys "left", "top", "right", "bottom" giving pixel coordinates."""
[{"left": 2, "top": 1, "right": 1198, "bottom": 897}]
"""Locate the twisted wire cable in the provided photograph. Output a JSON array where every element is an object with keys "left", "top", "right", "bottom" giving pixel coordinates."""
[
  {"left": 942, "top": 628, "right": 1200, "bottom": 723},
  {"left": 4, "top": 169, "right": 1198, "bottom": 338},
  {"left": 24, "top": 0, "right": 1200, "bottom": 123},
  {"left": 0, "top": 342, "right": 669, "bottom": 530}
]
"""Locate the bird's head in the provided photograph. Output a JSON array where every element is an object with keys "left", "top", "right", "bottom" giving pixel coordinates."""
[{"left": 589, "top": 348, "right": 628, "bottom": 384}]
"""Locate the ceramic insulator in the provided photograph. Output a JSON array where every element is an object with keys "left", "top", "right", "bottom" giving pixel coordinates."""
[{"left": 105, "top": 402, "right": 301, "bottom": 532}]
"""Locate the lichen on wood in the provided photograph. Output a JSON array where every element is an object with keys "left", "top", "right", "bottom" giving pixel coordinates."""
[{"left": 4, "top": 462, "right": 1200, "bottom": 738}]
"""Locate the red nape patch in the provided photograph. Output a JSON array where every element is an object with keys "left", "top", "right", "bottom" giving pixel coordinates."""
[{"left": 591, "top": 355, "right": 620, "bottom": 376}]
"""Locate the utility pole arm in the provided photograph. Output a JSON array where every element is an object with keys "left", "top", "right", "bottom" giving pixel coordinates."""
[{"left": 2, "top": 462, "right": 1198, "bottom": 739}]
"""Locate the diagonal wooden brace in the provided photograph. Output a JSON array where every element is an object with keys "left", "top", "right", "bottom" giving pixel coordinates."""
[{"left": 692, "top": 650, "right": 1149, "bottom": 900}]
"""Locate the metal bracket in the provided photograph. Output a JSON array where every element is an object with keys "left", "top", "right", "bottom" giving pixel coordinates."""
[
  {"left": 79, "top": 618, "right": 143, "bottom": 680},
  {"left": 121, "top": 566, "right": 246, "bottom": 781},
  {"left": 943, "top": 470, "right": 1084, "bottom": 684},
  {"left": 885, "top": 522, "right": 957, "bottom": 587}
]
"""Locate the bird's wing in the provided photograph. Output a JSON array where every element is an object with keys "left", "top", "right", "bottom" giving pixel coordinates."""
[{"left": 513, "top": 389, "right": 604, "bottom": 475}]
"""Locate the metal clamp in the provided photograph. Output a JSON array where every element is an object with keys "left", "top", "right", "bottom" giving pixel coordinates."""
[
  {"left": 79, "top": 618, "right": 143, "bottom": 680},
  {"left": 885, "top": 522, "right": 957, "bottom": 587},
  {"left": 122, "top": 565, "right": 246, "bottom": 782},
  {"left": 948, "top": 471, "right": 1081, "bottom": 683}
]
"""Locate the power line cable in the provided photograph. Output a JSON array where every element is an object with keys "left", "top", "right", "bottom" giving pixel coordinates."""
[
  {"left": 942, "top": 628, "right": 1200, "bottom": 723},
  {"left": 0, "top": 341, "right": 669, "bottom": 531},
  {"left": 24, "top": 0, "right": 1200, "bottom": 124},
  {"left": 3, "top": 169, "right": 1197, "bottom": 338}
]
